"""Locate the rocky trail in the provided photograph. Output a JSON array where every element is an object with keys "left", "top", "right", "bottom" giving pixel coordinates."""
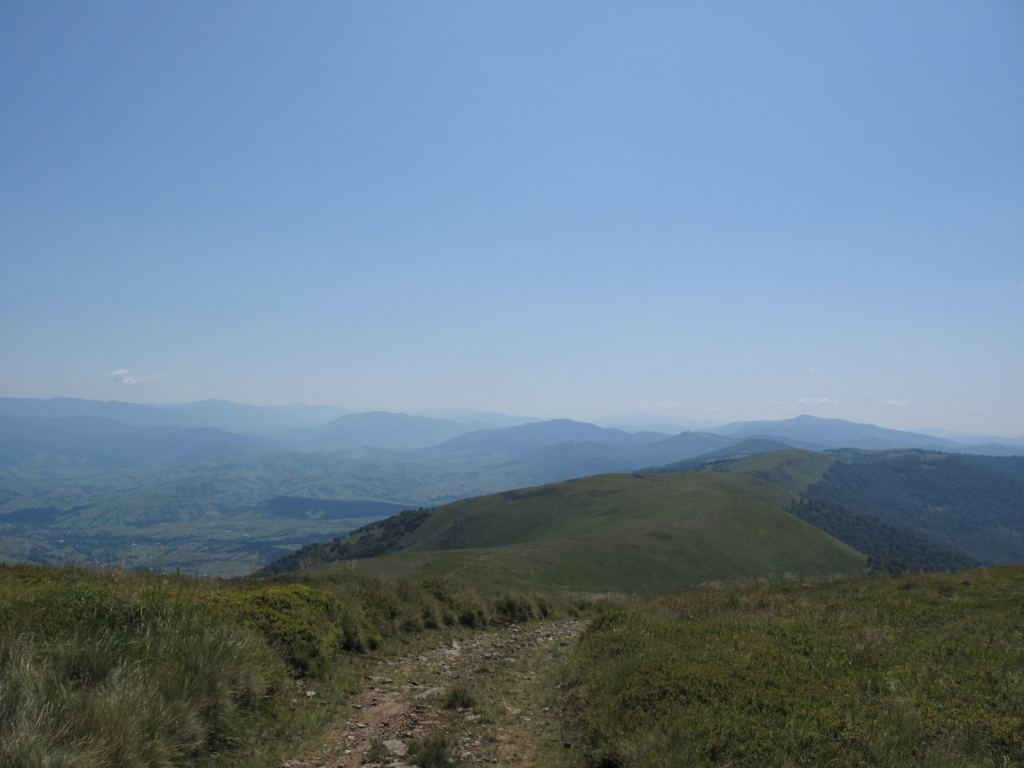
[{"left": 281, "top": 619, "right": 587, "bottom": 768}]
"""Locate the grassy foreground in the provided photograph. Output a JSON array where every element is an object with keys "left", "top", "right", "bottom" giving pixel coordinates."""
[
  {"left": 0, "top": 562, "right": 572, "bottom": 767},
  {"left": 558, "top": 566, "right": 1024, "bottom": 767}
]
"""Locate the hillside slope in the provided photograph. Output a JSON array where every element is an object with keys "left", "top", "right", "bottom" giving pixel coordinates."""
[
  {"left": 713, "top": 447, "right": 836, "bottom": 491},
  {"left": 271, "top": 471, "right": 867, "bottom": 593},
  {"left": 805, "top": 451, "right": 1024, "bottom": 563}
]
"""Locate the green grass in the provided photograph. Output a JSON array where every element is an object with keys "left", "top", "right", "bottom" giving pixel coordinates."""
[
  {"left": 0, "top": 562, "right": 573, "bottom": 767},
  {"left": 318, "top": 471, "right": 866, "bottom": 594},
  {"left": 721, "top": 448, "right": 836, "bottom": 492},
  {"left": 0, "top": 567, "right": 285, "bottom": 767},
  {"left": 407, "top": 732, "right": 461, "bottom": 768},
  {"left": 443, "top": 684, "right": 476, "bottom": 710},
  {"left": 558, "top": 566, "right": 1024, "bottom": 767}
]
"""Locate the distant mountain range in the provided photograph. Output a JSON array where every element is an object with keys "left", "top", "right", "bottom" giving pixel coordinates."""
[
  {"left": 0, "top": 397, "right": 349, "bottom": 434},
  {"left": 712, "top": 414, "right": 1023, "bottom": 455},
  {"left": 1, "top": 398, "right": 1021, "bottom": 473},
  {"left": 431, "top": 418, "right": 667, "bottom": 456},
  {"left": 1, "top": 395, "right": 1022, "bottom": 576},
  {"left": 310, "top": 411, "right": 482, "bottom": 451},
  {"left": 0, "top": 412, "right": 262, "bottom": 469},
  {"left": 414, "top": 409, "right": 539, "bottom": 428}
]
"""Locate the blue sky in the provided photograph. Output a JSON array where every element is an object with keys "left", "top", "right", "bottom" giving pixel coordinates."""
[{"left": 1, "top": 1, "right": 1022, "bottom": 434}]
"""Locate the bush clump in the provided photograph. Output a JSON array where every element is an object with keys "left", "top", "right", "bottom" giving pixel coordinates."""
[
  {"left": 443, "top": 685, "right": 475, "bottom": 710},
  {"left": 408, "top": 732, "right": 460, "bottom": 768}
]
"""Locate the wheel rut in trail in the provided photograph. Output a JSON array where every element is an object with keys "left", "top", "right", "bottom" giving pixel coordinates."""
[{"left": 281, "top": 619, "right": 586, "bottom": 768}]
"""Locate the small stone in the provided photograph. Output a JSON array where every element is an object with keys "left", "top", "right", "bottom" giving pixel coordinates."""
[{"left": 383, "top": 739, "right": 408, "bottom": 757}]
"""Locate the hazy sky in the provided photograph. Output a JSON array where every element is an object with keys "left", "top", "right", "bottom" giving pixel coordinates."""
[{"left": 1, "top": 1, "right": 1022, "bottom": 435}]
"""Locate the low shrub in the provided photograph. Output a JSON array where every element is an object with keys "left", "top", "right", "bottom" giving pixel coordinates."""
[
  {"left": 493, "top": 594, "right": 537, "bottom": 623},
  {"left": 443, "top": 684, "right": 475, "bottom": 710},
  {"left": 408, "top": 732, "right": 460, "bottom": 768}
]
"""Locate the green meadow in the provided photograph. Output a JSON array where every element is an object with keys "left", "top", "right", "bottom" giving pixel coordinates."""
[
  {"left": 558, "top": 566, "right": 1024, "bottom": 768},
  {"left": 282, "top": 470, "right": 868, "bottom": 594}
]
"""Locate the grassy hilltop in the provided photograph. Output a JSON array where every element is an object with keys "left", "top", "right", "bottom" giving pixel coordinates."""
[
  {"left": 272, "top": 468, "right": 867, "bottom": 593},
  {"left": 269, "top": 448, "right": 1024, "bottom": 594}
]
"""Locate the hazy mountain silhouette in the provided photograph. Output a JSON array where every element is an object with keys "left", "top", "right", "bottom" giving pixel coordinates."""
[
  {"left": 713, "top": 415, "right": 1022, "bottom": 454},
  {"left": 311, "top": 411, "right": 477, "bottom": 451},
  {"left": 432, "top": 418, "right": 668, "bottom": 459},
  {"left": 0, "top": 413, "right": 260, "bottom": 468}
]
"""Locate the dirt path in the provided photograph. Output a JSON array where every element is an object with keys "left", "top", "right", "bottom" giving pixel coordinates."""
[{"left": 281, "top": 619, "right": 586, "bottom": 768}]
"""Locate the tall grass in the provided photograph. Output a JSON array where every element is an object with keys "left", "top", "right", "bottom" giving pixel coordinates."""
[
  {"left": 0, "top": 562, "right": 572, "bottom": 767},
  {"left": 560, "top": 567, "right": 1024, "bottom": 768},
  {"left": 0, "top": 576, "right": 281, "bottom": 767}
]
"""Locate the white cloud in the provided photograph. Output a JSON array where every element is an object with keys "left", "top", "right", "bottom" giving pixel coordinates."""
[
  {"left": 109, "top": 368, "right": 165, "bottom": 385},
  {"left": 882, "top": 398, "right": 908, "bottom": 407},
  {"left": 797, "top": 397, "right": 834, "bottom": 407}
]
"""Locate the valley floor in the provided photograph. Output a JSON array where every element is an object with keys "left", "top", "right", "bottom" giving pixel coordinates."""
[{"left": 282, "top": 619, "right": 586, "bottom": 768}]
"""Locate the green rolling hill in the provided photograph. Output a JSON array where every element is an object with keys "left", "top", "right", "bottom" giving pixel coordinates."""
[
  {"left": 712, "top": 447, "right": 836, "bottom": 491},
  {"left": 269, "top": 447, "right": 1024, "bottom": 593},
  {"left": 270, "top": 468, "right": 867, "bottom": 593}
]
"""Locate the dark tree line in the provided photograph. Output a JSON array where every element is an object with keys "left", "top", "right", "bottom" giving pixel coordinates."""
[
  {"left": 262, "top": 507, "right": 431, "bottom": 575},
  {"left": 788, "top": 498, "right": 978, "bottom": 573}
]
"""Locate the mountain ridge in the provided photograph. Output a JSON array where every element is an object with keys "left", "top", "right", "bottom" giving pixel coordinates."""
[{"left": 265, "top": 468, "right": 868, "bottom": 593}]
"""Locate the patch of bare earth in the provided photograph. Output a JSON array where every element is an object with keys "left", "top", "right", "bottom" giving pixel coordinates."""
[{"left": 280, "top": 619, "right": 586, "bottom": 768}]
